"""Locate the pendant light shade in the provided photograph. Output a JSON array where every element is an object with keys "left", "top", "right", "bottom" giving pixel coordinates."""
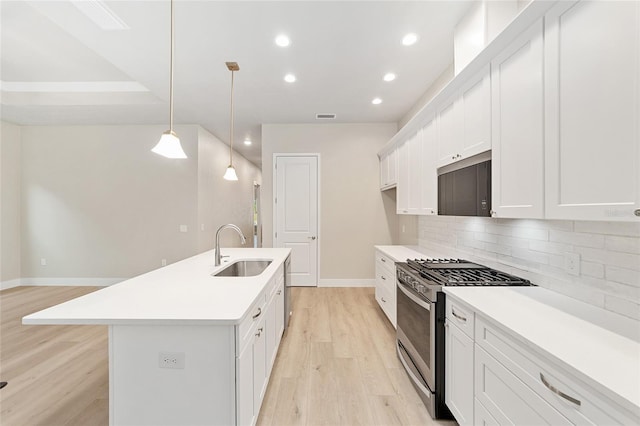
[
  {"left": 152, "top": 130, "right": 187, "bottom": 159},
  {"left": 223, "top": 165, "right": 238, "bottom": 181},
  {"left": 152, "top": 0, "right": 187, "bottom": 159},
  {"left": 223, "top": 62, "right": 239, "bottom": 181}
]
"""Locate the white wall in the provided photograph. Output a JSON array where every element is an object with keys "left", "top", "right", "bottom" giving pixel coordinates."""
[
  {"left": 197, "top": 127, "right": 261, "bottom": 253},
  {"left": 262, "top": 123, "right": 397, "bottom": 281},
  {"left": 1, "top": 121, "right": 22, "bottom": 287},
  {"left": 17, "top": 124, "right": 260, "bottom": 284},
  {"left": 418, "top": 216, "right": 640, "bottom": 320}
]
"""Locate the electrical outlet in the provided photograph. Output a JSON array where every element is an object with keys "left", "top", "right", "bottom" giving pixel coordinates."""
[
  {"left": 40, "top": 258, "right": 47, "bottom": 266},
  {"left": 564, "top": 253, "right": 581, "bottom": 276},
  {"left": 159, "top": 352, "right": 185, "bottom": 369},
  {"left": 161, "top": 259, "right": 167, "bottom": 267}
]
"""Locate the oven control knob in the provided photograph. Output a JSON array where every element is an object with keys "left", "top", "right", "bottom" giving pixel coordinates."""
[{"left": 415, "top": 284, "right": 426, "bottom": 294}]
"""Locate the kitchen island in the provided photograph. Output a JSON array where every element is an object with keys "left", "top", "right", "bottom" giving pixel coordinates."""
[{"left": 23, "top": 248, "right": 291, "bottom": 426}]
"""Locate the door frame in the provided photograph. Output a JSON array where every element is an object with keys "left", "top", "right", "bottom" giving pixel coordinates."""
[{"left": 272, "top": 153, "right": 321, "bottom": 286}]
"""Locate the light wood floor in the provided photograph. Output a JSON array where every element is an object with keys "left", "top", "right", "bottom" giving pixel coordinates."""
[
  {"left": 0, "top": 286, "right": 108, "bottom": 426},
  {"left": 0, "top": 286, "right": 455, "bottom": 426}
]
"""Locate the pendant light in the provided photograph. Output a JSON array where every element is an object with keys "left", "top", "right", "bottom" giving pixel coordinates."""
[
  {"left": 223, "top": 62, "right": 239, "bottom": 181},
  {"left": 151, "top": 0, "right": 187, "bottom": 159}
]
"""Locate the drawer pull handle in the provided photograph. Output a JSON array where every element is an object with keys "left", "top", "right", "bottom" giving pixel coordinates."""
[
  {"left": 276, "top": 290, "right": 282, "bottom": 295},
  {"left": 381, "top": 258, "right": 386, "bottom": 263},
  {"left": 252, "top": 307, "right": 262, "bottom": 319},
  {"left": 540, "top": 373, "right": 581, "bottom": 406},
  {"left": 452, "top": 309, "right": 467, "bottom": 322},
  {"left": 381, "top": 276, "right": 386, "bottom": 280},
  {"left": 381, "top": 297, "right": 386, "bottom": 303}
]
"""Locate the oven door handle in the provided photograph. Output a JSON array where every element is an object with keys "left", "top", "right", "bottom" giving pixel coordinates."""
[{"left": 397, "top": 282, "right": 432, "bottom": 310}]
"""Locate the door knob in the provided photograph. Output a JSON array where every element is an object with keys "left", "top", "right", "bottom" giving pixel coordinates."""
[{"left": 308, "top": 236, "right": 316, "bottom": 240}]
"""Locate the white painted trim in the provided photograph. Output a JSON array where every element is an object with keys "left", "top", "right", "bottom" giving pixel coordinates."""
[
  {"left": 19, "top": 277, "right": 124, "bottom": 286},
  {"left": 0, "top": 278, "right": 22, "bottom": 291},
  {"left": 273, "top": 153, "right": 321, "bottom": 287},
  {"left": 318, "top": 279, "right": 375, "bottom": 288}
]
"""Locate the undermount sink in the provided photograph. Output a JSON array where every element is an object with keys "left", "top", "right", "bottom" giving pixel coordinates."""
[{"left": 212, "top": 260, "right": 272, "bottom": 277}]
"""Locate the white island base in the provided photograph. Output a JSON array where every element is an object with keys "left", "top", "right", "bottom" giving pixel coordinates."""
[{"left": 23, "top": 248, "right": 290, "bottom": 426}]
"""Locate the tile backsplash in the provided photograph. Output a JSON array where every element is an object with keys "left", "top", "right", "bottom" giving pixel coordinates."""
[{"left": 418, "top": 216, "right": 640, "bottom": 320}]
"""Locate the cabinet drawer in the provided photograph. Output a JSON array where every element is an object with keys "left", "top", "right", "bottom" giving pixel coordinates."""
[
  {"left": 375, "top": 251, "right": 395, "bottom": 274},
  {"left": 476, "top": 316, "right": 637, "bottom": 425},
  {"left": 375, "top": 283, "right": 396, "bottom": 328},
  {"left": 446, "top": 297, "right": 474, "bottom": 339},
  {"left": 475, "top": 344, "right": 571, "bottom": 425},
  {"left": 238, "top": 292, "right": 267, "bottom": 351},
  {"left": 474, "top": 398, "right": 499, "bottom": 426},
  {"left": 375, "top": 263, "right": 395, "bottom": 294}
]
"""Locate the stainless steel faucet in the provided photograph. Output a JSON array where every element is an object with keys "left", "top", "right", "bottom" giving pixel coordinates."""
[{"left": 215, "top": 224, "right": 247, "bottom": 266}]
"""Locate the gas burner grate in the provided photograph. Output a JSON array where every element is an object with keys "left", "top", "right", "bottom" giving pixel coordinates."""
[{"left": 407, "top": 258, "right": 531, "bottom": 287}]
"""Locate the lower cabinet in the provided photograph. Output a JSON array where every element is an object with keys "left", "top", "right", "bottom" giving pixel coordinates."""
[
  {"left": 236, "top": 268, "right": 285, "bottom": 426},
  {"left": 445, "top": 319, "right": 474, "bottom": 426},
  {"left": 374, "top": 250, "right": 396, "bottom": 328},
  {"left": 445, "top": 293, "right": 638, "bottom": 426}
]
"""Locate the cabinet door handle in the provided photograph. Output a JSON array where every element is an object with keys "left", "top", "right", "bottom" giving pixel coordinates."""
[
  {"left": 381, "top": 258, "right": 386, "bottom": 263},
  {"left": 381, "top": 276, "right": 386, "bottom": 280},
  {"left": 381, "top": 297, "right": 386, "bottom": 303},
  {"left": 255, "top": 327, "right": 263, "bottom": 337},
  {"left": 276, "top": 290, "right": 282, "bottom": 295},
  {"left": 451, "top": 155, "right": 456, "bottom": 160},
  {"left": 451, "top": 309, "right": 467, "bottom": 322},
  {"left": 252, "top": 307, "right": 262, "bottom": 319},
  {"left": 540, "top": 373, "right": 581, "bottom": 406},
  {"left": 308, "top": 236, "right": 316, "bottom": 240}
]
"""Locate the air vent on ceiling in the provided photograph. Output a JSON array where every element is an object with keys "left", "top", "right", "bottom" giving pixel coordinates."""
[{"left": 316, "top": 113, "right": 336, "bottom": 120}]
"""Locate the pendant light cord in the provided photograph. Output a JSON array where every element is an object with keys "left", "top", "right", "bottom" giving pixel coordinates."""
[
  {"left": 169, "top": 0, "right": 175, "bottom": 133},
  {"left": 229, "top": 70, "right": 235, "bottom": 166}
]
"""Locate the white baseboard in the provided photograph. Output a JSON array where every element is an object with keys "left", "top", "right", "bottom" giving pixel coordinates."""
[
  {"left": 0, "top": 278, "right": 22, "bottom": 291},
  {"left": 318, "top": 279, "right": 375, "bottom": 288},
  {"left": 18, "top": 277, "right": 124, "bottom": 287}
]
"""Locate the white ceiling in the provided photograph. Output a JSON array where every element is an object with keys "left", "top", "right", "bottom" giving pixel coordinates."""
[{"left": 1, "top": 0, "right": 473, "bottom": 166}]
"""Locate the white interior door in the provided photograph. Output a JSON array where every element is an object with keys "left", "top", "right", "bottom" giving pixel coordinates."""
[{"left": 274, "top": 155, "right": 318, "bottom": 286}]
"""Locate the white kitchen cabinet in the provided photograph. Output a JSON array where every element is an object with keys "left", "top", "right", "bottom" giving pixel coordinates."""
[
  {"left": 252, "top": 315, "right": 267, "bottom": 416},
  {"left": 491, "top": 19, "right": 544, "bottom": 219},
  {"left": 420, "top": 120, "right": 438, "bottom": 215},
  {"left": 379, "top": 148, "right": 398, "bottom": 190},
  {"left": 437, "top": 65, "right": 492, "bottom": 168},
  {"left": 475, "top": 345, "right": 571, "bottom": 425},
  {"left": 374, "top": 250, "right": 396, "bottom": 328},
  {"left": 236, "top": 272, "right": 285, "bottom": 426},
  {"left": 436, "top": 96, "right": 459, "bottom": 166},
  {"left": 397, "top": 123, "right": 437, "bottom": 216},
  {"left": 396, "top": 139, "right": 410, "bottom": 214},
  {"left": 444, "top": 291, "right": 639, "bottom": 426},
  {"left": 544, "top": 0, "right": 640, "bottom": 221},
  {"left": 445, "top": 318, "right": 474, "bottom": 425}
]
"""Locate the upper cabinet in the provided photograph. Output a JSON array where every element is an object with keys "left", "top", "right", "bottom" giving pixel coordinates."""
[
  {"left": 544, "top": 0, "right": 640, "bottom": 221},
  {"left": 437, "top": 65, "right": 492, "bottom": 168},
  {"left": 380, "top": 0, "right": 640, "bottom": 222},
  {"left": 379, "top": 148, "right": 398, "bottom": 190},
  {"left": 397, "top": 123, "right": 438, "bottom": 216},
  {"left": 491, "top": 19, "right": 544, "bottom": 219}
]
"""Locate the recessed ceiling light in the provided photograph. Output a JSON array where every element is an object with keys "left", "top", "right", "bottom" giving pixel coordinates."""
[
  {"left": 383, "top": 73, "right": 396, "bottom": 82},
  {"left": 244, "top": 139, "right": 252, "bottom": 146},
  {"left": 284, "top": 74, "right": 296, "bottom": 83},
  {"left": 402, "top": 33, "right": 418, "bottom": 46},
  {"left": 275, "top": 34, "right": 290, "bottom": 47},
  {"left": 372, "top": 98, "right": 382, "bottom": 105}
]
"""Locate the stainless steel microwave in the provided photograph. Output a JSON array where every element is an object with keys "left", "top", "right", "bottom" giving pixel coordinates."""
[{"left": 437, "top": 160, "right": 491, "bottom": 217}]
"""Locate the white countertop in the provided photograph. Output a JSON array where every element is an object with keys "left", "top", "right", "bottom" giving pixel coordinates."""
[
  {"left": 23, "top": 248, "right": 291, "bottom": 326},
  {"left": 444, "top": 286, "right": 640, "bottom": 416}
]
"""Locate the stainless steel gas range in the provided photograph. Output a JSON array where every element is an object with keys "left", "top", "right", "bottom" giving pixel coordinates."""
[{"left": 395, "top": 258, "right": 532, "bottom": 419}]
